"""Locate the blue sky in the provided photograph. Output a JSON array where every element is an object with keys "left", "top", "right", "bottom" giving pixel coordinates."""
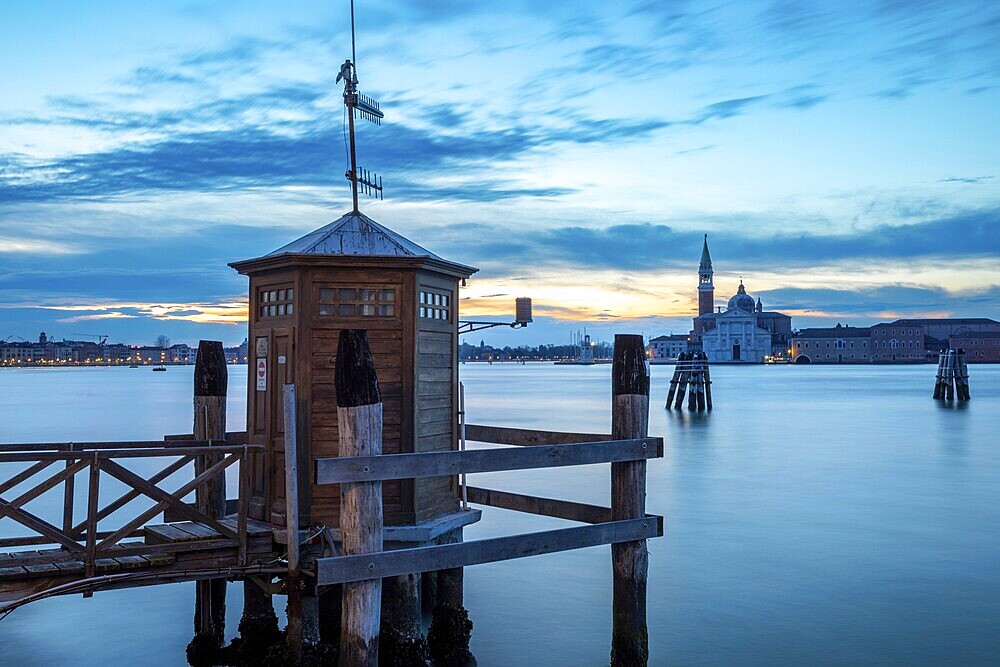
[{"left": 1, "top": 0, "right": 998, "bottom": 347}]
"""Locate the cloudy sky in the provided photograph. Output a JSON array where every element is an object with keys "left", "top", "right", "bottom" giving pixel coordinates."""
[{"left": 1, "top": 0, "right": 998, "bottom": 347}]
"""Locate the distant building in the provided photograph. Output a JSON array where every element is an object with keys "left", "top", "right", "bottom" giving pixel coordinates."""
[
  {"left": 648, "top": 334, "right": 689, "bottom": 361},
  {"left": 871, "top": 318, "right": 1000, "bottom": 363},
  {"left": 950, "top": 331, "right": 1000, "bottom": 363},
  {"left": 134, "top": 346, "right": 168, "bottom": 364},
  {"left": 792, "top": 325, "right": 872, "bottom": 364},
  {"left": 168, "top": 343, "right": 197, "bottom": 363},
  {"left": 690, "top": 235, "right": 792, "bottom": 363}
]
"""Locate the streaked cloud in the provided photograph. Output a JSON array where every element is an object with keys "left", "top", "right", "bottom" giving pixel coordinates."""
[
  {"left": 0, "top": 237, "right": 84, "bottom": 255},
  {"left": 0, "top": 0, "right": 997, "bottom": 345}
]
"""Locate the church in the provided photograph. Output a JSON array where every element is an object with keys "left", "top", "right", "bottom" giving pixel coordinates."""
[{"left": 690, "top": 235, "right": 792, "bottom": 363}]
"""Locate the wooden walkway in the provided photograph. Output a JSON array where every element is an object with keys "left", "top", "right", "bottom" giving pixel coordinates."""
[
  {"left": 0, "top": 439, "right": 282, "bottom": 609},
  {"left": 0, "top": 518, "right": 276, "bottom": 603}
]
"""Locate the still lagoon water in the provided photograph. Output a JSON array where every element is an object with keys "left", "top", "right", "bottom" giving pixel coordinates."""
[{"left": 0, "top": 363, "right": 998, "bottom": 666}]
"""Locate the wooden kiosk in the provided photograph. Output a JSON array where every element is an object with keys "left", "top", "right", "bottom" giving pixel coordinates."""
[{"left": 229, "top": 210, "right": 480, "bottom": 532}]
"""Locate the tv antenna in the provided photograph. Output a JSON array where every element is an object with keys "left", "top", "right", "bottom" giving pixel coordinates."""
[{"left": 337, "top": 0, "right": 384, "bottom": 212}]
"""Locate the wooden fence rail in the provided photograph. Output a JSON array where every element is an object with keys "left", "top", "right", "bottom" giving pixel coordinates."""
[
  {"left": 315, "top": 437, "right": 661, "bottom": 485},
  {"left": 314, "top": 435, "right": 663, "bottom": 587},
  {"left": 0, "top": 444, "right": 263, "bottom": 575}
]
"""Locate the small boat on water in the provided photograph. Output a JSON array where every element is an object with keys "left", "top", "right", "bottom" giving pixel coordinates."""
[
  {"left": 128, "top": 363, "right": 139, "bottom": 368},
  {"left": 152, "top": 365, "right": 166, "bottom": 372}
]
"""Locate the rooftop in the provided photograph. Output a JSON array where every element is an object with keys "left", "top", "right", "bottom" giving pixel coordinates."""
[
  {"left": 266, "top": 210, "right": 442, "bottom": 259},
  {"left": 794, "top": 326, "right": 872, "bottom": 338},
  {"left": 880, "top": 318, "right": 1000, "bottom": 326}
]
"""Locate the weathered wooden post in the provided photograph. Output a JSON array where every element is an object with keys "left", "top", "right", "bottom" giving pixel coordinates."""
[
  {"left": 381, "top": 572, "right": 428, "bottom": 663},
  {"left": 933, "top": 352, "right": 946, "bottom": 399},
  {"left": 701, "top": 352, "right": 713, "bottom": 411},
  {"left": 191, "top": 341, "right": 227, "bottom": 649},
  {"left": 428, "top": 528, "right": 474, "bottom": 666},
  {"left": 665, "top": 352, "right": 685, "bottom": 409},
  {"left": 956, "top": 349, "right": 971, "bottom": 401},
  {"left": 693, "top": 355, "right": 706, "bottom": 412},
  {"left": 611, "top": 334, "right": 650, "bottom": 667},
  {"left": 673, "top": 353, "right": 689, "bottom": 410},
  {"left": 336, "top": 330, "right": 384, "bottom": 667},
  {"left": 945, "top": 350, "right": 956, "bottom": 400},
  {"left": 284, "top": 384, "right": 321, "bottom": 660}
]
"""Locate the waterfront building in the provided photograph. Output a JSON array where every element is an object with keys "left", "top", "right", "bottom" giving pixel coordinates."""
[
  {"left": 689, "top": 236, "right": 792, "bottom": 363},
  {"left": 168, "top": 343, "right": 197, "bottom": 363},
  {"left": 950, "top": 331, "right": 1000, "bottom": 363},
  {"left": 648, "top": 334, "right": 689, "bottom": 361},
  {"left": 791, "top": 325, "right": 872, "bottom": 364},
  {"left": 870, "top": 318, "right": 1000, "bottom": 363},
  {"left": 134, "top": 346, "right": 169, "bottom": 364}
]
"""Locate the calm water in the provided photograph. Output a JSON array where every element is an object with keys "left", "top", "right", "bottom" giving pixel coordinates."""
[{"left": 1, "top": 363, "right": 998, "bottom": 666}]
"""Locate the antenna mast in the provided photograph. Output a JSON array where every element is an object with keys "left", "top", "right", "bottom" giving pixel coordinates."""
[{"left": 337, "top": 0, "right": 384, "bottom": 212}]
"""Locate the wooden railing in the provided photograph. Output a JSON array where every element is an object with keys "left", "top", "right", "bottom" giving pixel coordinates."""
[
  {"left": 314, "top": 428, "right": 663, "bottom": 584},
  {"left": 0, "top": 441, "right": 263, "bottom": 576}
]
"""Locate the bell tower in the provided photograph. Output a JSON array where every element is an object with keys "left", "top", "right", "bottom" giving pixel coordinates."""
[{"left": 698, "top": 234, "right": 714, "bottom": 316}]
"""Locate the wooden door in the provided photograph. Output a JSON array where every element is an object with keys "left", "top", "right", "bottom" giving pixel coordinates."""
[{"left": 268, "top": 328, "right": 294, "bottom": 523}]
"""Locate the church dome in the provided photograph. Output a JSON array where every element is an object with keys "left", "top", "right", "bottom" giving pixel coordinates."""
[{"left": 727, "top": 281, "right": 755, "bottom": 312}]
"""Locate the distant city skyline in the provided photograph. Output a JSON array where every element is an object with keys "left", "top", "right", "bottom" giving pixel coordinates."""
[{"left": 1, "top": 1, "right": 998, "bottom": 347}]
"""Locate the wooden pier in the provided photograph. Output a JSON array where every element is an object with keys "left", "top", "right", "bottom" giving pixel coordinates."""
[
  {"left": 0, "top": 334, "right": 664, "bottom": 665},
  {"left": 0, "top": 438, "right": 277, "bottom": 607}
]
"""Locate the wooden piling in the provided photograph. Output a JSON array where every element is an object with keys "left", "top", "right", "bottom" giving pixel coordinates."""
[
  {"left": 702, "top": 352, "right": 713, "bottom": 411},
  {"left": 381, "top": 573, "right": 428, "bottom": 663},
  {"left": 283, "top": 384, "right": 320, "bottom": 660},
  {"left": 673, "top": 353, "right": 689, "bottom": 410},
  {"left": 956, "top": 349, "right": 971, "bottom": 400},
  {"left": 945, "top": 350, "right": 956, "bottom": 400},
  {"left": 428, "top": 528, "right": 474, "bottom": 666},
  {"left": 687, "top": 357, "right": 698, "bottom": 411},
  {"left": 610, "top": 334, "right": 650, "bottom": 667},
  {"left": 694, "top": 355, "right": 706, "bottom": 412},
  {"left": 192, "top": 341, "right": 227, "bottom": 646},
  {"left": 336, "top": 330, "right": 384, "bottom": 667},
  {"left": 933, "top": 352, "right": 945, "bottom": 399},
  {"left": 665, "top": 352, "right": 685, "bottom": 409}
]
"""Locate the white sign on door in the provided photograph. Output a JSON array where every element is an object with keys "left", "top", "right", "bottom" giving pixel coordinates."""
[{"left": 256, "top": 358, "right": 267, "bottom": 391}]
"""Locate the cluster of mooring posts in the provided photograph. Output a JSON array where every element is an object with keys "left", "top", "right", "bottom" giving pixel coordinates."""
[
  {"left": 933, "top": 349, "right": 971, "bottom": 401},
  {"left": 665, "top": 351, "right": 712, "bottom": 411}
]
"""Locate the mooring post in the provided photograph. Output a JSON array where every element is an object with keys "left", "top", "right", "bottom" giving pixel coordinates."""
[
  {"left": 238, "top": 578, "right": 281, "bottom": 657},
  {"left": 336, "top": 330, "right": 384, "bottom": 667},
  {"left": 611, "top": 334, "right": 650, "bottom": 667},
  {"left": 945, "top": 350, "right": 956, "bottom": 400},
  {"left": 192, "top": 341, "right": 227, "bottom": 648},
  {"left": 702, "top": 352, "right": 713, "bottom": 411},
  {"left": 933, "top": 352, "right": 945, "bottom": 399},
  {"left": 428, "top": 528, "right": 474, "bottom": 666},
  {"left": 687, "top": 357, "right": 699, "bottom": 411},
  {"left": 665, "top": 352, "right": 684, "bottom": 409},
  {"left": 381, "top": 572, "right": 428, "bottom": 662},
  {"left": 956, "top": 349, "right": 971, "bottom": 400},
  {"left": 673, "top": 353, "right": 689, "bottom": 410},
  {"left": 283, "top": 384, "right": 320, "bottom": 659}
]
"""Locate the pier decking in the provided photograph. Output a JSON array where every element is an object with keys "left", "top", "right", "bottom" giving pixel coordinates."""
[{"left": 0, "top": 517, "right": 275, "bottom": 603}]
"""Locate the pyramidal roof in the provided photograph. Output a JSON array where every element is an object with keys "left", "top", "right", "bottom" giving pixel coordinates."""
[
  {"left": 267, "top": 210, "right": 442, "bottom": 259},
  {"left": 700, "top": 234, "right": 712, "bottom": 266},
  {"left": 231, "top": 210, "right": 477, "bottom": 278}
]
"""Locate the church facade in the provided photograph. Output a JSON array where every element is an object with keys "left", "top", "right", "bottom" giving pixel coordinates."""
[{"left": 690, "top": 235, "right": 792, "bottom": 363}]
